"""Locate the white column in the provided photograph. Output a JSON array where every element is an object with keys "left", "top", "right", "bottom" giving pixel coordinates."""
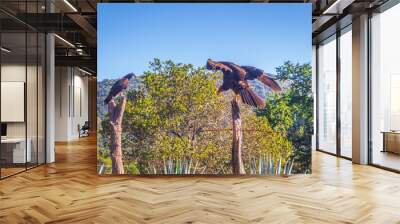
[
  {"left": 352, "top": 14, "right": 369, "bottom": 164},
  {"left": 46, "top": 32, "right": 55, "bottom": 163},
  {"left": 312, "top": 45, "right": 317, "bottom": 151}
]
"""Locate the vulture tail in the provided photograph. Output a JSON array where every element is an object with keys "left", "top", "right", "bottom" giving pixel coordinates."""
[{"left": 239, "top": 88, "right": 265, "bottom": 109}]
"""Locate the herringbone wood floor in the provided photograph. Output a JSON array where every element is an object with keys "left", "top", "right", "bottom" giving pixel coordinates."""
[{"left": 1, "top": 136, "right": 400, "bottom": 224}]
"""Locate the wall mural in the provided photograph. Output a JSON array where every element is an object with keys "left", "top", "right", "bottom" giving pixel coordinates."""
[{"left": 97, "top": 3, "right": 312, "bottom": 175}]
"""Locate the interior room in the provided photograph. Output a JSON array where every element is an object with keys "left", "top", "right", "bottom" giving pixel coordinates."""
[
  {"left": 54, "top": 66, "right": 91, "bottom": 141},
  {"left": 370, "top": 2, "right": 400, "bottom": 171},
  {"left": 0, "top": 8, "right": 46, "bottom": 178},
  {"left": 0, "top": 0, "right": 96, "bottom": 179},
  {"left": 0, "top": 0, "right": 400, "bottom": 223}
]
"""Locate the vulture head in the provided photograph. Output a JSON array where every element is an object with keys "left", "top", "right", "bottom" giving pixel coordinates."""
[
  {"left": 206, "top": 59, "right": 217, "bottom": 70},
  {"left": 206, "top": 58, "right": 232, "bottom": 73}
]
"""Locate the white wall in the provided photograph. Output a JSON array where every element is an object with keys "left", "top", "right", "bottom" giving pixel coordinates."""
[
  {"left": 1, "top": 65, "right": 41, "bottom": 137},
  {"left": 1, "top": 64, "right": 26, "bottom": 139},
  {"left": 1, "top": 63, "right": 46, "bottom": 163},
  {"left": 55, "top": 66, "right": 69, "bottom": 141},
  {"left": 55, "top": 67, "right": 89, "bottom": 141},
  {"left": 72, "top": 73, "right": 89, "bottom": 138}
]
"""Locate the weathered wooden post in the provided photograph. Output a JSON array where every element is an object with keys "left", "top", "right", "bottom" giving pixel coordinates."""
[
  {"left": 108, "top": 95, "right": 127, "bottom": 174},
  {"left": 231, "top": 97, "right": 245, "bottom": 174}
]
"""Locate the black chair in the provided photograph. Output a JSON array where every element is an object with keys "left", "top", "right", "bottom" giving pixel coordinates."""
[{"left": 79, "top": 121, "right": 90, "bottom": 138}]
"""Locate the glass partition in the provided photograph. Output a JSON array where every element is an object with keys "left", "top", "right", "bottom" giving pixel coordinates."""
[
  {"left": 339, "top": 26, "right": 352, "bottom": 158},
  {"left": 0, "top": 1, "right": 46, "bottom": 179},
  {"left": 0, "top": 31, "right": 27, "bottom": 177},
  {"left": 370, "top": 3, "right": 400, "bottom": 171},
  {"left": 317, "top": 35, "right": 337, "bottom": 154},
  {"left": 27, "top": 30, "right": 38, "bottom": 169},
  {"left": 38, "top": 32, "right": 45, "bottom": 165}
]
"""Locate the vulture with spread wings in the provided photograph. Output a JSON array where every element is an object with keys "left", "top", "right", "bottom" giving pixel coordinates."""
[
  {"left": 206, "top": 59, "right": 282, "bottom": 109},
  {"left": 104, "top": 73, "right": 135, "bottom": 105}
]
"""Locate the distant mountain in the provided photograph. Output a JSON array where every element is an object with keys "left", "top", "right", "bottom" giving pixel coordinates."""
[
  {"left": 248, "top": 80, "right": 273, "bottom": 99},
  {"left": 97, "top": 77, "right": 277, "bottom": 120},
  {"left": 97, "top": 77, "right": 141, "bottom": 119}
]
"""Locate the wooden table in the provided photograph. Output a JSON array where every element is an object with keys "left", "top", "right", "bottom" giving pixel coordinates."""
[{"left": 382, "top": 131, "right": 400, "bottom": 154}]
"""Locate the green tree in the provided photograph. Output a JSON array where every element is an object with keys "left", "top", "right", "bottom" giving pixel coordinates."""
[
  {"left": 242, "top": 113, "right": 293, "bottom": 174},
  {"left": 121, "top": 59, "right": 232, "bottom": 174},
  {"left": 99, "top": 59, "right": 295, "bottom": 174},
  {"left": 258, "top": 61, "right": 312, "bottom": 173}
]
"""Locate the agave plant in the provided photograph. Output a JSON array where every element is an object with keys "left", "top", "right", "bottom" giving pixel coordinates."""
[
  {"left": 161, "top": 158, "right": 194, "bottom": 174},
  {"left": 97, "top": 156, "right": 112, "bottom": 174},
  {"left": 249, "top": 155, "right": 294, "bottom": 175},
  {"left": 98, "top": 164, "right": 106, "bottom": 175},
  {"left": 154, "top": 156, "right": 294, "bottom": 175}
]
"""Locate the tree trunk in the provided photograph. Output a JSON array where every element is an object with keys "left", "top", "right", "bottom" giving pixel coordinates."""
[
  {"left": 231, "top": 98, "right": 245, "bottom": 175},
  {"left": 108, "top": 95, "right": 127, "bottom": 174}
]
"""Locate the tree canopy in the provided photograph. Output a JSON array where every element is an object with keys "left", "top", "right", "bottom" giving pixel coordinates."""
[
  {"left": 258, "top": 61, "right": 312, "bottom": 173},
  {"left": 98, "top": 59, "right": 312, "bottom": 175}
]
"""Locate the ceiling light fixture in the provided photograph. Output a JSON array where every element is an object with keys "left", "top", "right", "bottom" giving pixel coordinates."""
[
  {"left": 76, "top": 48, "right": 86, "bottom": 55},
  {"left": 1, "top": 47, "right": 11, "bottom": 53},
  {"left": 323, "top": 1, "right": 341, "bottom": 14},
  {"left": 322, "top": 0, "right": 354, "bottom": 15},
  {"left": 63, "top": 0, "right": 78, "bottom": 12},
  {"left": 78, "top": 67, "right": 93, "bottom": 76},
  {"left": 54, "top": 34, "right": 75, "bottom": 48}
]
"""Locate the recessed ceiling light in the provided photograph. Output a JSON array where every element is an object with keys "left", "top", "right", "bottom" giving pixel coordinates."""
[
  {"left": 322, "top": 0, "right": 355, "bottom": 15},
  {"left": 1, "top": 47, "right": 11, "bottom": 53},
  {"left": 78, "top": 67, "right": 92, "bottom": 76},
  {"left": 54, "top": 34, "right": 75, "bottom": 48},
  {"left": 63, "top": 0, "right": 78, "bottom": 12}
]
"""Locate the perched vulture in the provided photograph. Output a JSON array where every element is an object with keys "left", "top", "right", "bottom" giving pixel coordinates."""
[
  {"left": 104, "top": 73, "right": 135, "bottom": 105},
  {"left": 206, "top": 59, "right": 282, "bottom": 109}
]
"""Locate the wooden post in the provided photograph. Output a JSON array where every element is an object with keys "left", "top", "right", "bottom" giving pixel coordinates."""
[
  {"left": 108, "top": 95, "right": 127, "bottom": 174},
  {"left": 231, "top": 97, "right": 245, "bottom": 174}
]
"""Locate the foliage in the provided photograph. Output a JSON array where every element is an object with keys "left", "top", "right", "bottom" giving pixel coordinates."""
[
  {"left": 98, "top": 59, "right": 295, "bottom": 175},
  {"left": 258, "top": 61, "right": 312, "bottom": 173},
  {"left": 97, "top": 147, "right": 112, "bottom": 174},
  {"left": 126, "top": 161, "right": 140, "bottom": 175}
]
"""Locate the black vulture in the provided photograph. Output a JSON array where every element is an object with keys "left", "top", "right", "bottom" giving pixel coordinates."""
[
  {"left": 104, "top": 73, "right": 135, "bottom": 105},
  {"left": 206, "top": 59, "right": 281, "bottom": 109}
]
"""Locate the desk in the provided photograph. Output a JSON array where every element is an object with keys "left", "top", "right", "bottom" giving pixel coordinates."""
[
  {"left": 1, "top": 138, "right": 31, "bottom": 163},
  {"left": 382, "top": 131, "right": 400, "bottom": 154}
]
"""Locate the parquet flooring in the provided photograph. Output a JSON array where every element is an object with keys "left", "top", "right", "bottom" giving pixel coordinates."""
[
  {"left": 0, "top": 167, "right": 26, "bottom": 178},
  {"left": 0, "top": 135, "right": 400, "bottom": 223}
]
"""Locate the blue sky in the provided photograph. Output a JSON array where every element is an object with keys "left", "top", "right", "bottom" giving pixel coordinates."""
[{"left": 98, "top": 4, "right": 311, "bottom": 81}]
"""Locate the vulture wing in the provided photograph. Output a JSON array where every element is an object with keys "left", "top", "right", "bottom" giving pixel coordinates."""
[
  {"left": 238, "top": 87, "right": 266, "bottom": 109},
  {"left": 221, "top": 61, "right": 247, "bottom": 78},
  {"left": 237, "top": 80, "right": 266, "bottom": 109},
  {"left": 242, "top": 66, "right": 282, "bottom": 92}
]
